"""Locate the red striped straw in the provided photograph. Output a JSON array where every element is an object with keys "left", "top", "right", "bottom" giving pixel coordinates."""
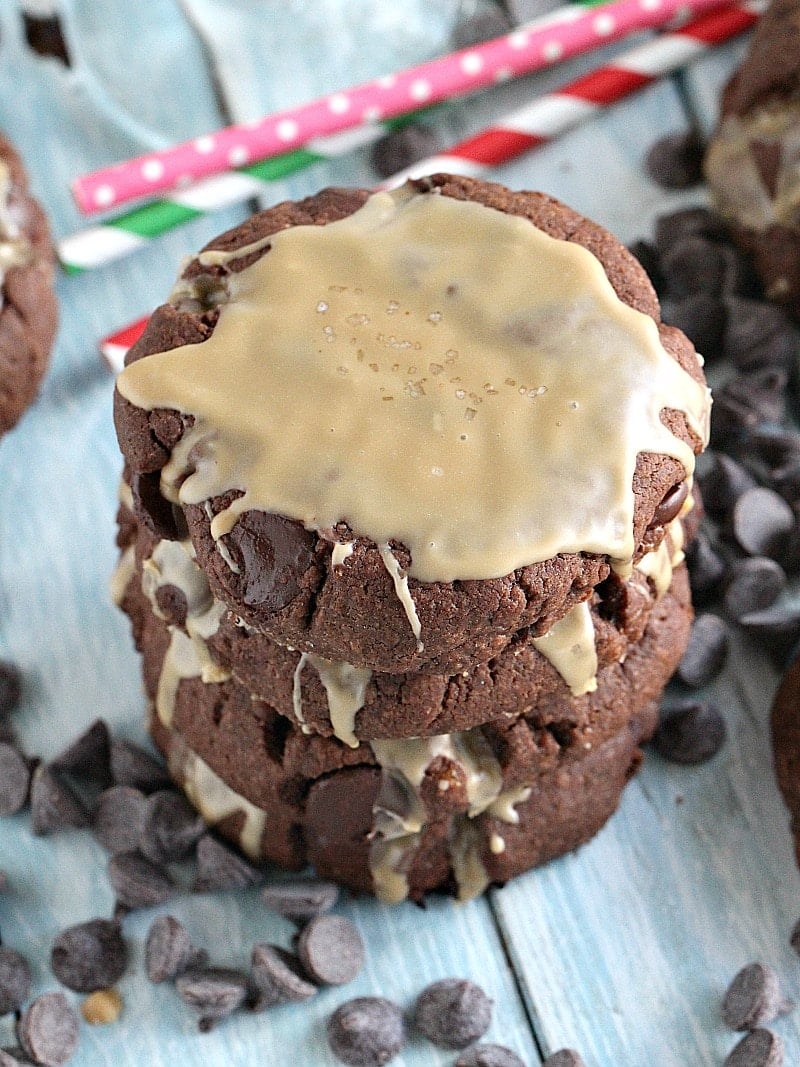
[
  {"left": 76, "top": 0, "right": 740, "bottom": 215},
  {"left": 99, "top": 0, "right": 762, "bottom": 373}
]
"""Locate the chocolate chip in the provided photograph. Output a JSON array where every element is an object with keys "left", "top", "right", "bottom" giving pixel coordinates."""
[
  {"left": 651, "top": 479, "right": 689, "bottom": 528},
  {"left": 250, "top": 944, "right": 317, "bottom": 1008},
  {"left": 0, "top": 663, "right": 21, "bottom": 717},
  {"left": 50, "top": 919, "right": 127, "bottom": 994},
  {"left": 145, "top": 915, "right": 206, "bottom": 984},
  {"left": 723, "top": 558, "right": 786, "bottom": 621},
  {"left": 175, "top": 967, "right": 249, "bottom": 1026},
  {"left": 661, "top": 236, "right": 729, "bottom": 297},
  {"left": 684, "top": 532, "right": 728, "bottom": 603},
  {"left": 744, "top": 430, "right": 800, "bottom": 496},
  {"left": 130, "top": 470, "right": 184, "bottom": 541},
  {"left": 724, "top": 1028, "right": 784, "bottom": 1067},
  {"left": 109, "top": 740, "right": 171, "bottom": 793},
  {"left": 451, "top": 9, "right": 512, "bottom": 50},
  {"left": 30, "top": 767, "right": 90, "bottom": 835},
  {"left": 138, "top": 790, "right": 205, "bottom": 865},
  {"left": 92, "top": 786, "right": 147, "bottom": 854},
  {"left": 628, "top": 240, "right": 664, "bottom": 294},
  {"left": 662, "top": 292, "right": 726, "bottom": 361},
  {"left": 542, "top": 1053, "right": 586, "bottom": 1067},
  {"left": 217, "top": 509, "right": 315, "bottom": 613},
  {"left": 0, "top": 1049, "right": 29, "bottom": 1066},
  {"left": 723, "top": 297, "right": 796, "bottom": 373},
  {"left": 51, "top": 720, "right": 111, "bottom": 784},
  {"left": 677, "top": 614, "right": 729, "bottom": 687},
  {"left": 731, "top": 488, "right": 795, "bottom": 559},
  {"left": 739, "top": 603, "right": 800, "bottom": 662},
  {"left": 296, "top": 915, "right": 364, "bottom": 986},
  {"left": 18, "top": 992, "right": 79, "bottom": 1066},
  {"left": 645, "top": 130, "right": 705, "bottom": 189},
  {"left": 370, "top": 124, "right": 442, "bottom": 182},
  {"left": 326, "top": 997, "right": 406, "bottom": 1067},
  {"left": 22, "top": 13, "right": 70, "bottom": 65},
  {"left": 107, "top": 852, "right": 175, "bottom": 910},
  {"left": 697, "top": 452, "right": 756, "bottom": 520},
  {"left": 654, "top": 207, "right": 728, "bottom": 254},
  {"left": 260, "top": 879, "right": 339, "bottom": 923},
  {"left": 652, "top": 700, "right": 726, "bottom": 764},
  {"left": 0, "top": 744, "right": 32, "bottom": 816},
  {"left": 413, "top": 978, "right": 493, "bottom": 1049},
  {"left": 790, "top": 916, "right": 800, "bottom": 956},
  {"left": 0, "top": 947, "right": 32, "bottom": 1014},
  {"left": 456, "top": 1044, "right": 527, "bottom": 1067},
  {"left": 712, "top": 370, "right": 788, "bottom": 444},
  {"left": 193, "top": 834, "right": 262, "bottom": 892},
  {"left": 722, "top": 963, "right": 792, "bottom": 1031}
]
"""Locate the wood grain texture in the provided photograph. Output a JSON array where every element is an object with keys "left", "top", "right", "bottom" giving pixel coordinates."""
[{"left": 2, "top": 2, "right": 795, "bottom": 1065}]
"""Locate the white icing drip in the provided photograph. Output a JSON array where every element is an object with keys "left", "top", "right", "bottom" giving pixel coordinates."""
[
  {"left": 142, "top": 539, "right": 229, "bottom": 684},
  {"left": 156, "top": 630, "right": 198, "bottom": 727},
  {"left": 368, "top": 729, "right": 509, "bottom": 903},
  {"left": 489, "top": 832, "right": 506, "bottom": 855},
  {"left": 204, "top": 501, "right": 240, "bottom": 573},
  {"left": 173, "top": 744, "right": 266, "bottom": 858},
  {"left": 306, "top": 655, "right": 371, "bottom": 748},
  {"left": 635, "top": 515, "right": 686, "bottom": 599},
  {"left": 292, "top": 653, "right": 313, "bottom": 734},
  {"left": 488, "top": 785, "right": 532, "bottom": 825},
  {"left": 0, "top": 162, "right": 31, "bottom": 289},
  {"left": 378, "top": 543, "right": 423, "bottom": 649},
  {"left": 331, "top": 541, "right": 354, "bottom": 568},
  {"left": 450, "top": 818, "right": 490, "bottom": 902},
  {"left": 532, "top": 601, "right": 598, "bottom": 696},
  {"left": 109, "top": 545, "right": 135, "bottom": 607},
  {"left": 118, "top": 478, "right": 134, "bottom": 512}
]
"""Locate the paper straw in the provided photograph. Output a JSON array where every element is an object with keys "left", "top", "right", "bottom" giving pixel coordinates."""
[
  {"left": 99, "top": 0, "right": 763, "bottom": 373},
  {"left": 75, "top": 0, "right": 739, "bottom": 216},
  {"left": 60, "top": 115, "right": 425, "bottom": 274}
]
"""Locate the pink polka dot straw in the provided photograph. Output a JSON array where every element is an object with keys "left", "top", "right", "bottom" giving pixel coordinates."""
[
  {"left": 97, "top": 0, "right": 763, "bottom": 369},
  {"left": 73, "top": 0, "right": 737, "bottom": 216}
]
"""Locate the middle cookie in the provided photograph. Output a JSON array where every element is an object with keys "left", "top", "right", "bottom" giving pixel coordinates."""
[{"left": 119, "top": 502, "right": 691, "bottom": 745}]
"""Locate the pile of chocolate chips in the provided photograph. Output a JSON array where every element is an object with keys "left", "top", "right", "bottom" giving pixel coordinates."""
[
  {"left": 0, "top": 673, "right": 556, "bottom": 1064},
  {"left": 631, "top": 138, "right": 800, "bottom": 772}
]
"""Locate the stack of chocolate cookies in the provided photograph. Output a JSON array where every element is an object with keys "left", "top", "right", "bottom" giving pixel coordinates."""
[{"left": 113, "top": 175, "right": 710, "bottom": 902}]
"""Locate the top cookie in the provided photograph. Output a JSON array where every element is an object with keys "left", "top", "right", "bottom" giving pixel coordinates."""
[
  {"left": 114, "top": 174, "right": 708, "bottom": 673},
  {"left": 0, "top": 134, "right": 57, "bottom": 434}
]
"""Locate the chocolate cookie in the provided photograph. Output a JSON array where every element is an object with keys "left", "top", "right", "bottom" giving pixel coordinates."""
[
  {"left": 120, "top": 556, "right": 690, "bottom": 902},
  {"left": 0, "top": 134, "right": 57, "bottom": 434},
  {"left": 771, "top": 648, "right": 800, "bottom": 865},
  {"left": 703, "top": 0, "right": 800, "bottom": 314},
  {"left": 114, "top": 175, "right": 708, "bottom": 674},
  {"left": 123, "top": 504, "right": 691, "bottom": 744}
]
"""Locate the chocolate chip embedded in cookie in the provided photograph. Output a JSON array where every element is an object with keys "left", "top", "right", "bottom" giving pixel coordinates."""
[
  {"left": 114, "top": 175, "right": 708, "bottom": 673},
  {"left": 703, "top": 0, "right": 800, "bottom": 315},
  {"left": 0, "top": 134, "right": 57, "bottom": 435}
]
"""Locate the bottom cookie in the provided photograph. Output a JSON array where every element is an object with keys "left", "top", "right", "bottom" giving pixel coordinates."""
[{"left": 154, "top": 700, "right": 658, "bottom": 903}]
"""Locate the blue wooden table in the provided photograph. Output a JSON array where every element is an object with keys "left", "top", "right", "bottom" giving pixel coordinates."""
[{"left": 1, "top": 3, "right": 797, "bottom": 1064}]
